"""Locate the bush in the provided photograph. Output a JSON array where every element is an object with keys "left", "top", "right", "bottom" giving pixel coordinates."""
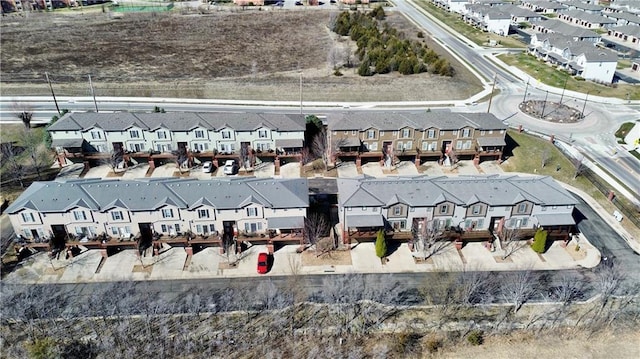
[
  {"left": 424, "top": 337, "right": 442, "bottom": 353},
  {"left": 467, "top": 330, "right": 484, "bottom": 346},
  {"left": 333, "top": 69, "right": 343, "bottom": 76},
  {"left": 531, "top": 228, "right": 548, "bottom": 253},
  {"left": 417, "top": 31, "right": 424, "bottom": 38},
  {"left": 358, "top": 60, "right": 373, "bottom": 76}
]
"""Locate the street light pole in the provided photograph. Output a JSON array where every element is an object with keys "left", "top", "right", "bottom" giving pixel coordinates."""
[
  {"left": 89, "top": 74, "right": 99, "bottom": 113},
  {"left": 487, "top": 73, "right": 497, "bottom": 113},
  {"left": 559, "top": 74, "right": 569, "bottom": 105},
  {"left": 299, "top": 71, "right": 303, "bottom": 115},
  {"left": 581, "top": 90, "right": 590, "bottom": 118},
  {"left": 541, "top": 90, "right": 549, "bottom": 118},
  {"left": 45, "top": 72, "right": 61, "bottom": 115},
  {"left": 522, "top": 79, "right": 529, "bottom": 105}
]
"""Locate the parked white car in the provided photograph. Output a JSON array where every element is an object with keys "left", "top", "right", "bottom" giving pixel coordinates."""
[
  {"left": 202, "top": 161, "right": 214, "bottom": 173},
  {"left": 223, "top": 160, "right": 238, "bottom": 175}
]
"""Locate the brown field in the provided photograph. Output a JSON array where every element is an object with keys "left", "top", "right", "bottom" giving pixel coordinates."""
[{"left": 0, "top": 10, "right": 482, "bottom": 101}]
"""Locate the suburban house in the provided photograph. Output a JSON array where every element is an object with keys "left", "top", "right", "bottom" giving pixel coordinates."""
[
  {"left": 432, "top": 0, "right": 471, "bottom": 15},
  {"left": 48, "top": 112, "right": 306, "bottom": 171},
  {"left": 7, "top": 177, "right": 309, "bottom": 251},
  {"left": 607, "top": 25, "right": 640, "bottom": 47},
  {"left": 604, "top": 10, "right": 640, "bottom": 26},
  {"left": 520, "top": 0, "right": 567, "bottom": 14},
  {"left": 337, "top": 175, "right": 577, "bottom": 243},
  {"left": 561, "top": 0, "right": 603, "bottom": 14},
  {"left": 531, "top": 19, "right": 602, "bottom": 43},
  {"left": 529, "top": 33, "right": 618, "bottom": 83},
  {"left": 557, "top": 9, "right": 617, "bottom": 29},
  {"left": 503, "top": 4, "right": 545, "bottom": 25},
  {"left": 327, "top": 111, "right": 507, "bottom": 167},
  {"left": 463, "top": 4, "right": 512, "bottom": 35}
]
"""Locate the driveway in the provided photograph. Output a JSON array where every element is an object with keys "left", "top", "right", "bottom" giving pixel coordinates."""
[
  {"left": 122, "top": 164, "right": 150, "bottom": 179},
  {"left": 478, "top": 160, "right": 504, "bottom": 174},
  {"left": 82, "top": 164, "right": 113, "bottom": 179},
  {"left": 361, "top": 162, "right": 383, "bottom": 177},
  {"left": 396, "top": 161, "right": 419, "bottom": 176},
  {"left": 55, "top": 163, "right": 84, "bottom": 180},
  {"left": 336, "top": 162, "right": 358, "bottom": 178},
  {"left": 254, "top": 162, "right": 275, "bottom": 178},
  {"left": 151, "top": 163, "right": 179, "bottom": 178},
  {"left": 279, "top": 163, "right": 300, "bottom": 178}
]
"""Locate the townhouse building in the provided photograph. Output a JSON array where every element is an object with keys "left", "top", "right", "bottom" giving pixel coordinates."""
[
  {"left": 327, "top": 111, "right": 507, "bottom": 167},
  {"left": 433, "top": 0, "right": 471, "bottom": 15},
  {"left": 608, "top": 25, "right": 640, "bottom": 47},
  {"left": 521, "top": 0, "right": 567, "bottom": 14},
  {"left": 561, "top": 0, "right": 603, "bottom": 14},
  {"left": 48, "top": 111, "right": 306, "bottom": 169},
  {"left": 557, "top": 9, "right": 617, "bottom": 29},
  {"left": 529, "top": 33, "right": 618, "bottom": 83},
  {"left": 604, "top": 10, "right": 640, "bottom": 26},
  {"left": 7, "top": 177, "right": 309, "bottom": 247},
  {"left": 464, "top": 4, "right": 512, "bottom": 35},
  {"left": 531, "top": 19, "right": 602, "bottom": 42},
  {"left": 337, "top": 175, "right": 577, "bottom": 243}
]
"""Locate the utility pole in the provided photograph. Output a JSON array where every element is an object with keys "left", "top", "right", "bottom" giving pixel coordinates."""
[
  {"left": 541, "top": 90, "right": 549, "bottom": 118},
  {"left": 45, "top": 72, "right": 61, "bottom": 115},
  {"left": 487, "top": 73, "right": 497, "bottom": 113},
  {"left": 522, "top": 79, "right": 529, "bottom": 105},
  {"left": 89, "top": 74, "right": 98, "bottom": 112},
  {"left": 559, "top": 74, "right": 568, "bottom": 105},
  {"left": 581, "top": 90, "right": 590, "bottom": 118},
  {"left": 299, "top": 71, "right": 303, "bottom": 115}
]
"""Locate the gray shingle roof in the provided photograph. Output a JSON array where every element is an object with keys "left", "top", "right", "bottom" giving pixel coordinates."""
[
  {"left": 328, "top": 111, "right": 507, "bottom": 131},
  {"left": 560, "top": 9, "right": 616, "bottom": 24},
  {"left": 563, "top": 1, "right": 603, "bottom": 12},
  {"left": 6, "top": 177, "right": 309, "bottom": 214},
  {"left": 48, "top": 112, "right": 306, "bottom": 133},
  {"left": 536, "top": 19, "right": 601, "bottom": 39},
  {"left": 337, "top": 175, "right": 577, "bottom": 208},
  {"left": 611, "top": 24, "right": 640, "bottom": 37}
]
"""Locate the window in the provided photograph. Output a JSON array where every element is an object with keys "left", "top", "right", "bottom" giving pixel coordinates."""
[
  {"left": 111, "top": 211, "right": 123, "bottom": 221},
  {"left": 247, "top": 208, "right": 258, "bottom": 217},
  {"left": 431, "top": 142, "right": 437, "bottom": 151},
  {"left": 198, "top": 209, "right": 210, "bottom": 219},
  {"left": 396, "top": 142, "right": 403, "bottom": 150},
  {"left": 352, "top": 130, "right": 357, "bottom": 135},
  {"left": 161, "top": 224, "right": 168, "bottom": 233},
  {"left": 422, "top": 141, "right": 430, "bottom": 150},
  {"left": 462, "top": 128, "right": 471, "bottom": 138},
  {"left": 541, "top": 206, "right": 547, "bottom": 212},
  {"left": 489, "top": 130, "right": 494, "bottom": 134},
  {"left": 452, "top": 130, "right": 458, "bottom": 136},
  {"left": 440, "top": 204, "right": 448, "bottom": 214},
  {"left": 175, "top": 224, "right": 181, "bottom": 233},
  {"left": 21, "top": 213, "right": 35, "bottom": 223},
  {"left": 90, "top": 131, "right": 102, "bottom": 139},
  {"left": 195, "top": 130, "right": 205, "bottom": 138},
  {"left": 456, "top": 141, "right": 463, "bottom": 150},
  {"left": 221, "top": 131, "right": 232, "bottom": 139},
  {"left": 258, "top": 130, "right": 268, "bottom": 138},
  {"left": 244, "top": 222, "right": 263, "bottom": 233},
  {"left": 477, "top": 219, "right": 484, "bottom": 228},
  {"left": 157, "top": 131, "right": 167, "bottom": 139},
  {"left": 463, "top": 141, "right": 472, "bottom": 150},
  {"left": 129, "top": 130, "right": 139, "bottom": 138},
  {"left": 367, "top": 130, "right": 375, "bottom": 139},
  {"left": 379, "top": 131, "right": 385, "bottom": 136},
  {"left": 480, "top": 130, "right": 485, "bottom": 136},
  {"left": 472, "top": 205, "right": 481, "bottom": 215},
  {"left": 162, "top": 208, "right": 174, "bottom": 218},
  {"left": 517, "top": 203, "right": 527, "bottom": 213},
  {"left": 405, "top": 141, "right": 413, "bottom": 150},
  {"left": 392, "top": 131, "right": 398, "bottom": 136},
  {"left": 402, "top": 129, "right": 411, "bottom": 138},
  {"left": 73, "top": 210, "right": 87, "bottom": 221},
  {"left": 427, "top": 129, "right": 436, "bottom": 139},
  {"left": 391, "top": 221, "right": 406, "bottom": 230},
  {"left": 369, "top": 142, "right": 378, "bottom": 150},
  {"left": 393, "top": 206, "right": 402, "bottom": 215},
  {"left": 439, "top": 130, "right": 445, "bottom": 136},
  {"left": 193, "top": 143, "right": 209, "bottom": 151}
]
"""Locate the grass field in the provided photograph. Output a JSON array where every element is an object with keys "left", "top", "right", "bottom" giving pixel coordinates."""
[
  {"left": 503, "top": 130, "right": 640, "bottom": 239},
  {"left": 499, "top": 53, "right": 640, "bottom": 100}
]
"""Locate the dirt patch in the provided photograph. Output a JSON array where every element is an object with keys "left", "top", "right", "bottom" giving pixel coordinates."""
[
  {"left": 565, "top": 243, "right": 587, "bottom": 261},
  {"left": 0, "top": 11, "right": 481, "bottom": 101},
  {"left": 172, "top": 171, "right": 190, "bottom": 177},
  {"left": 493, "top": 256, "right": 513, "bottom": 263},
  {"left": 106, "top": 171, "right": 125, "bottom": 177},
  {"left": 44, "top": 266, "right": 65, "bottom": 276},
  {"left": 132, "top": 264, "right": 153, "bottom": 273},
  {"left": 301, "top": 249, "right": 352, "bottom": 266}
]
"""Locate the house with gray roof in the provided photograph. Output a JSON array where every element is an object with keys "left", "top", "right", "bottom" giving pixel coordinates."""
[
  {"left": 562, "top": 0, "right": 603, "bottom": 14},
  {"left": 327, "top": 111, "right": 507, "bottom": 168},
  {"left": 531, "top": 19, "right": 602, "bottom": 42},
  {"left": 337, "top": 175, "right": 577, "bottom": 244},
  {"left": 558, "top": 9, "right": 617, "bottom": 29},
  {"left": 7, "top": 177, "right": 309, "bottom": 249},
  {"left": 521, "top": 0, "right": 567, "bottom": 14},
  {"left": 463, "top": 4, "right": 512, "bottom": 35},
  {"left": 605, "top": 10, "right": 640, "bottom": 26},
  {"left": 608, "top": 24, "right": 640, "bottom": 47},
  {"left": 48, "top": 111, "right": 306, "bottom": 172},
  {"left": 432, "top": 0, "right": 471, "bottom": 15}
]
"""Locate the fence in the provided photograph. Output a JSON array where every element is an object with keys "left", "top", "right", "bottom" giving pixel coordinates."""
[{"left": 581, "top": 168, "right": 640, "bottom": 229}]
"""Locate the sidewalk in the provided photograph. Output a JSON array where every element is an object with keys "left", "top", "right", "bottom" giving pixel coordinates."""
[{"left": 3, "top": 236, "right": 600, "bottom": 284}]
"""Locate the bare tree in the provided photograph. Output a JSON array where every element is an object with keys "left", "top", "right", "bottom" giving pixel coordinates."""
[
  {"left": 541, "top": 148, "right": 551, "bottom": 168},
  {"left": 500, "top": 270, "right": 537, "bottom": 313},
  {"left": 548, "top": 275, "right": 585, "bottom": 306},
  {"left": 327, "top": 46, "right": 343, "bottom": 70},
  {"left": 0, "top": 142, "right": 26, "bottom": 188},
  {"left": 595, "top": 261, "right": 624, "bottom": 310},
  {"left": 13, "top": 102, "right": 34, "bottom": 129},
  {"left": 22, "top": 128, "right": 52, "bottom": 180},
  {"left": 500, "top": 226, "right": 527, "bottom": 260},
  {"left": 411, "top": 219, "right": 449, "bottom": 260},
  {"left": 311, "top": 128, "right": 347, "bottom": 171},
  {"left": 343, "top": 45, "right": 353, "bottom": 68},
  {"left": 304, "top": 213, "right": 330, "bottom": 254},
  {"left": 573, "top": 157, "right": 586, "bottom": 179},
  {"left": 100, "top": 148, "right": 124, "bottom": 174}
]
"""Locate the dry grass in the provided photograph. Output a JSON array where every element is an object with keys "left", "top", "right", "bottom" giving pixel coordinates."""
[
  {"left": 0, "top": 10, "right": 481, "bottom": 101},
  {"left": 132, "top": 264, "right": 153, "bottom": 273},
  {"left": 301, "top": 248, "right": 352, "bottom": 266}
]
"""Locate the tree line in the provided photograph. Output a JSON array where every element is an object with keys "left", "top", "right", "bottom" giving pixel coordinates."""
[{"left": 332, "top": 8, "right": 455, "bottom": 77}]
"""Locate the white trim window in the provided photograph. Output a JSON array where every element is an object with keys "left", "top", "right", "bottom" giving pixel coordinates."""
[
  {"left": 162, "top": 208, "right": 174, "bottom": 218},
  {"left": 246, "top": 208, "right": 258, "bottom": 217},
  {"left": 157, "top": 131, "right": 167, "bottom": 139},
  {"left": 402, "top": 129, "right": 411, "bottom": 138},
  {"left": 516, "top": 203, "right": 527, "bottom": 214},
  {"left": 405, "top": 141, "right": 413, "bottom": 150},
  {"left": 129, "top": 130, "right": 140, "bottom": 139},
  {"left": 439, "top": 204, "right": 448, "bottom": 214},
  {"left": 194, "top": 130, "right": 205, "bottom": 139},
  {"left": 258, "top": 129, "right": 268, "bottom": 138},
  {"left": 367, "top": 130, "right": 376, "bottom": 139},
  {"left": 369, "top": 142, "right": 378, "bottom": 151},
  {"left": 111, "top": 211, "right": 124, "bottom": 221},
  {"left": 221, "top": 130, "right": 232, "bottom": 139},
  {"left": 90, "top": 130, "right": 102, "bottom": 139},
  {"left": 21, "top": 213, "right": 35, "bottom": 223},
  {"left": 461, "top": 128, "right": 471, "bottom": 138},
  {"left": 244, "top": 222, "right": 263, "bottom": 233},
  {"left": 427, "top": 129, "right": 436, "bottom": 139},
  {"left": 73, "top": 210, "right": 87, "bottom": 221},
  {"left": 198, "top": 209, "right": 210, "bottom": 219},
  {"left": 393, "top": 206, "right": 402, "bottom": 216}
]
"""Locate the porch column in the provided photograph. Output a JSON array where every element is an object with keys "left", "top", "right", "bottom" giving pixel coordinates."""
[
  {"left": 355, "top": 157, "right": 361, "bottom": 168},
  {"left": 274, "top": 157, "right": 281, "bottom": 172},
  {"left": 148, "top": 159, "right": 155, "bottom": 170},
  {"left": 414, "top": 156, "right": 420, "bottom": 167}
]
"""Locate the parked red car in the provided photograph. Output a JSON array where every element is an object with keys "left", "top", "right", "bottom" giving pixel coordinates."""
[{"left": 257, "top": 252, "right": 269, "bottom": 274}]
